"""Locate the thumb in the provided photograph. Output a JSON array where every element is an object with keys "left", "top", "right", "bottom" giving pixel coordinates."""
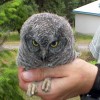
[
  {"left": 22, "top": 68, "right": 44, "bottom": 82},
  {"left": 22, "top": 66, "right": 67, "bottom": 82}
]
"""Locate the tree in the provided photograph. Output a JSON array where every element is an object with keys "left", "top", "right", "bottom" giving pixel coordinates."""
[
  {"left": 0, "top": 68, "right": 24, "bottom": 100},
  {"left": 0, "top": 50, "right": 24, "bottom": 99},
  {"left": 0, "top": 0, "right": 38, "bottom": 33},
  {"left": 0, "top": 0, "right": 96, "bottom": 33},
  {"left": 79, "top": 0, "right": 96, "bottom": 6},
  {"left": 0, "top": 0, "right": 12, "bottom": 5},
  {"left": 35, "top": 0, "right": 66, "bottom": 16},
  {"left": 0, "top": 31, "right": 9, "bottom": 46},
  {"left": 35, "top": 0, "right": 44, "bottom": 12},
  {"left": 64, "top": 0, "right": 77, "bottom": 25}
]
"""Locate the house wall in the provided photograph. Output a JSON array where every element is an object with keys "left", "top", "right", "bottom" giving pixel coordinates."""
[{"left": 75, "top": 14, "right": 100, "bottom": 35}]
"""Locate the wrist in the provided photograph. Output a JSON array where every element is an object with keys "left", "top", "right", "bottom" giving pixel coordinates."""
[
  {"left": 90, "top": 64, "right": 100, "bottom": 91},
  {"left": 85, "top": 64, "right": 100, "bottom": 98}
]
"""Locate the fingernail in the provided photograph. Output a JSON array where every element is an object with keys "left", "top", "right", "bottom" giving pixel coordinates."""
[{"left": 22, "top": 71, "right": 34, "bottom": 81}]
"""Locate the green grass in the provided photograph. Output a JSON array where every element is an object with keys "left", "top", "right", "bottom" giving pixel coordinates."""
[
  {"left": 79, "top": 51, "right": 96, "bottom": 62},
  {"left": 7, "top": 32, "right": 20, "bottom": 42},
  {"left": 90, "top": 60, "right": 97, "bottom": 65},
  {"left": 0, "top": 31, "right": 20, "bottom": 43},
  {"left": 74, "top": 32, "right": 93, "bottom": 44}
]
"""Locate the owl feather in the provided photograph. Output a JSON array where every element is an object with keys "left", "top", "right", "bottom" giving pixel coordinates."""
[{"left": 17, "top": 13, "right": 76, "bottom": 96}]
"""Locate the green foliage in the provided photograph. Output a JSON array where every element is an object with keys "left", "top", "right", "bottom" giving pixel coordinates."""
[
  {"left": 35, "top": 0, "right": 96, "bottom": 25},
  {"left": 0, "top": 0, "right": 12, "bottom": 5},
  {"left": 79, "top": 0, "right": 96, "bottom": 6},
  {"left": 0, "top": 0, "right": 38, "bottom": 32},
  {"left": 0, "top": 50, "right": 17, "bottom": 68},
  {"left": 64, "top": 0, "right": 76, "bottom": 24},
  {"left": 42, "top": 0, "right": 66, "bottom": 16},
  {"left": 0, "top": 0, "right": 96, "bottom": 33},
  {"left": 0, "top": 68, "right": 23, "bottom": 100},
  {"left": 0, "top": 50, "right": 24, "bottom": 100},
  {"left": 0, "top": 31, "right": 10, "bottom": 46}
]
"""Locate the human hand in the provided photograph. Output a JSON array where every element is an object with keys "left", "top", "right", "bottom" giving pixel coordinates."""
[{"left": 18, "top": 58, "right": 98, "bottom": 100}]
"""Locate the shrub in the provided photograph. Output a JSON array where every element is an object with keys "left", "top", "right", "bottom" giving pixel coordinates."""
[{"left": 0, "top": 50, "right": 24, "bottom": 99}]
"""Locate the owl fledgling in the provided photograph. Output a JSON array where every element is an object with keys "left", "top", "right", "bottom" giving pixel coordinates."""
[{"left": 17, "top": 13, "right": 76, "bottom": 96}]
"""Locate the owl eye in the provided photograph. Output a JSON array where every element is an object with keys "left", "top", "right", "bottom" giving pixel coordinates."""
[
  {"left": 50, "top": 40, "right": 59, "bottom": 48},
  {"left": 32, "top": 40, "right": 39, "bottom": 46}
]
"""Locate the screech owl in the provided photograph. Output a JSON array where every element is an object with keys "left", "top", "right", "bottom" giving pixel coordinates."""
[{"left": 17, "top": 13, "right": 76, "bottom": 96}]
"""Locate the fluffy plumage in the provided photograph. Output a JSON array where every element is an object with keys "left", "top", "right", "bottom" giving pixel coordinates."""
[
  {"left": 17, "top": 13, "right": 76, "bottom": 96},
  {"left": 17, "top": 13, "right": 76, "bottom": 70}
]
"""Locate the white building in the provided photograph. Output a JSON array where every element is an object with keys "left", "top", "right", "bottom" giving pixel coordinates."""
[{"left": 73, "top": 0, "right": 100, "bottom": 35}]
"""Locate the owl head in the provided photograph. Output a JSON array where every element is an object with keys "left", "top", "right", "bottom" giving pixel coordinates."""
[{"left": 17, "top": 13, "right": 75, "bottom": 69}]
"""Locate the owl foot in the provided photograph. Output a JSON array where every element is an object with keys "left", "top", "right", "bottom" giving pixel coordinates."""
[
  {"left": 27, "top": 82, "right": 38, "bottom": 97},
  {"left": 26, "top": 78, "right": 51, "bottom": 97},
  {"left": 42, "top": 78, "right": 51, "bottom": 92}
]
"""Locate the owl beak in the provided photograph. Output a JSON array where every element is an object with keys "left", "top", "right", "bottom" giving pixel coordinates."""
[{"left": 41, "top": 50, "right": 47, "bottom": 61}]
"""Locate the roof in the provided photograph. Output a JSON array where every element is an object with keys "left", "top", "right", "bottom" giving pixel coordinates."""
[{"left": 73, "top": 0, "right": 100, "bottom": 16}]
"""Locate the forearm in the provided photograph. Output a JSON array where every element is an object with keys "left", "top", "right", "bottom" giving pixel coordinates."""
[
  {"left": 81, "top": 64, "right": 100, "bottom": 99},
  {"left": 88, "top": 64, "right": 100, "bottom": 97}
]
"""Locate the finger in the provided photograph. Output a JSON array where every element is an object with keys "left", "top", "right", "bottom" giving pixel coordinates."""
[
  {"left": 22, "top": 65, "right": 70, "bottom": 82},
  {"left": 22, "top": 68, "right": 45, "bottom": 82},
  {"left": 36, "top": 75, "right": 82, "bottom": 99},
  {"left": 18, "top": 67, "right": 24, "bottom": 85},
  {"left": 36, "top": 78, "right": 66, "bottom": 100},
  {"left": 18, "top": 67, "right": 28, "bottom": 91}
]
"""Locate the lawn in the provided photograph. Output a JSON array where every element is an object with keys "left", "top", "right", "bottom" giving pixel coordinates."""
[
  {"left": 7, "top": 32, "right": 20, "bottom": 42},
  {"left": 74, "top": 32, "right": 93, "bottom": 44}
]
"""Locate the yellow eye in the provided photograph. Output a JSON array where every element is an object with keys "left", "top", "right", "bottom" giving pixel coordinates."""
[
  {"left": 32, "top": 40, "right": 39, "bottom": 46},
  {"left": 51, "top": 41, "right": 59, "bottom": 48}
]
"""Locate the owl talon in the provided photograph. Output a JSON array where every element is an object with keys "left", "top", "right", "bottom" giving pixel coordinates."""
[
  {"left": 27, "top": 83, "right": 32, "bottom": 96},
  {"left": 27, "top": 82, "right": 37, "bottom": 96},
  {"left": 42, "top": 78, "right": 51, "bottom": 92},
  {"left": 31, "top": 83, "right": 38, "bottom": 95}
]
